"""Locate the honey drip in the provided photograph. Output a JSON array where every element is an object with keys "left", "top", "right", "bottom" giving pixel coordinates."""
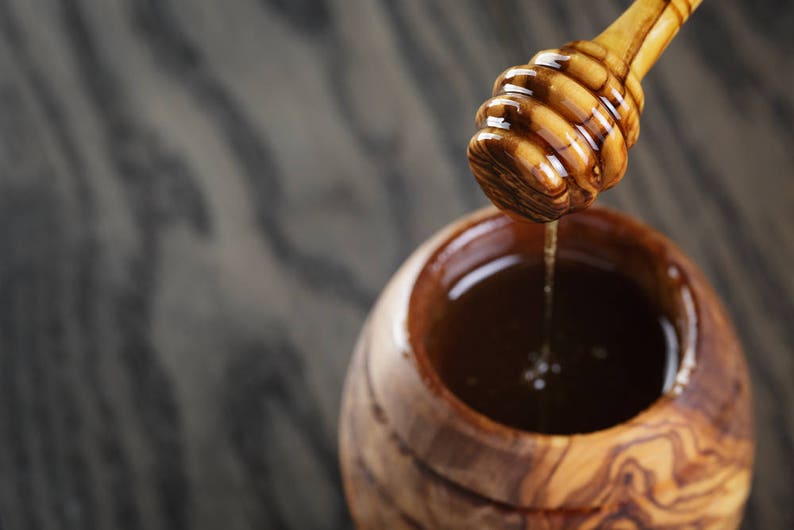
[
  {"left": 523, "top": 220, "right": 560, "bottom": 401},
  {"left": 542, "top": 220, "right": 558, "bottom": 360}
]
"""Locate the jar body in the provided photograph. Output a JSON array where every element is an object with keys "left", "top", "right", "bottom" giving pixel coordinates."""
[{"left": 339, "top": 207, "right": 754, "bottom": 529}]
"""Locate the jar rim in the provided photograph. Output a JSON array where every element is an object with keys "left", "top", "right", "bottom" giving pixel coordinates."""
[{"left": 407, "top": 205, "right": 699, "bottom": 441}]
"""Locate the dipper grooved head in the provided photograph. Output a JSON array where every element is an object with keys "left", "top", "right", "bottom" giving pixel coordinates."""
[{"left": 468, "top": 41, "right": 644, "bottom": 223}]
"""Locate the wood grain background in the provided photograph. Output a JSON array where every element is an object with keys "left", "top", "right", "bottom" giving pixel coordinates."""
[{"left": 0, "top": 0, "right": 790, "bottom": 529}]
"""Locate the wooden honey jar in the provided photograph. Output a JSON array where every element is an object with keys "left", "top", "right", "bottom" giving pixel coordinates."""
[{"left": 339, "top": 207, "right": 753, "bottom": 529}]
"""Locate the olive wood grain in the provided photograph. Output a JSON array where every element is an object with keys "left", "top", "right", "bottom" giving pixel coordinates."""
[
  {"left": 468, "top": 0, "right": 703, "bottom": 222},
  {"left": 340, "top": 206, "right": 753, "bottom": 529}
]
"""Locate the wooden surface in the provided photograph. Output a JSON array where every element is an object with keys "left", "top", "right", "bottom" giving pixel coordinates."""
[{"left": 0, "top": 0, "right": 790, "bottom": 529}]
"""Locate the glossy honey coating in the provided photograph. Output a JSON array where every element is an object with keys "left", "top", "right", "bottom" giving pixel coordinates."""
[{"left": 468, "top": 40, "right": 645, "bottom": 222}]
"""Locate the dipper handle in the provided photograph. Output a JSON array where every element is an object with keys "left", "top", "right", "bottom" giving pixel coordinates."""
[{"left": 468, "top": 0, "right": 703, "bottom": 222}]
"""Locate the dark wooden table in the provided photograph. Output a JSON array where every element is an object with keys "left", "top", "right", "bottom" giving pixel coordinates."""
[{"left": 0, "top": 0, "right": 791, "bottom": 528}]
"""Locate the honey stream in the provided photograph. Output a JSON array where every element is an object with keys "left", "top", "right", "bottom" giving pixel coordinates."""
[
  {"left": 522, "top": 219, "right": 559, "bottom": 411},
  {"left": 541, "top": 220, "right": 558, "bottom": 363}
]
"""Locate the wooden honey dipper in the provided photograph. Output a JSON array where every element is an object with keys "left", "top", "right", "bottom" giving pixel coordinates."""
[{"left": 468, "top": 0, "right": 702, "bottom": 222}]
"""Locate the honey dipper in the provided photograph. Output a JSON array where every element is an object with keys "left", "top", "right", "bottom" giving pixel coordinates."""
[{"left": 468, "top": 0, "right": 702, "bottom": 222}]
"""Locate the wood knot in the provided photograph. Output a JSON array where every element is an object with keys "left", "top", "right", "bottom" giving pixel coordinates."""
[{"left": 468, "top": 41, "right": 645, "bottom": 222}]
